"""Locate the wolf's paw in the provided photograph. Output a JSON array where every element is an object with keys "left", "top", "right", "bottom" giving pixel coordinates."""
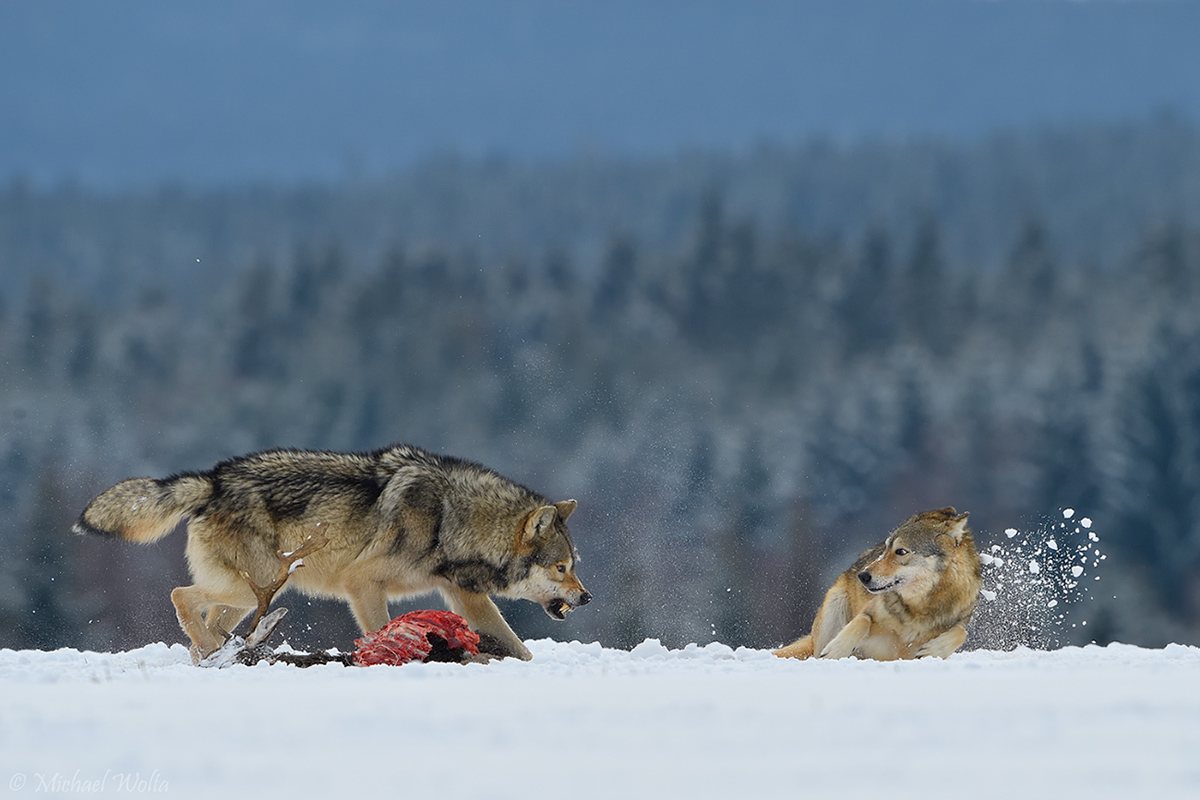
[
  {"left": 915, "top": 642, "right": 954, "bottom": 659},
  {"left": 915, "top": 626, "right": 967, "bottom": 659},
  {"left": 475, "top": 632, "right": 533, "bottom": 661},
  {"left": 818, "top": 614, "right": 872, "bottom": 659},
  {"left": 818, "top": 638, "right": 858, "bottom": 660}
]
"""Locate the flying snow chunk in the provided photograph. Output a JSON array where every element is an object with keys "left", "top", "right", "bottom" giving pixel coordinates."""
[
  {"left": 981, "top": 589, "right": 997, "bottom": 602},
  {"left": 1081, "top": 517, "right": 1093, "bottom": 528},
  {"left": 1071, "top": 566, "right": 1085, "bottom": 578},
  {"left": 1005, "top": 528, "right": 1019, "bottom": 539},
  {"left": 1063, "top": 508, "right": 1075, "bottom": 519},
  {"left": 1047, "top": 540, "right": 1059, "bottom": 550},
  {"left": 1029, "top": 561, "right": 1040, "bottom": 574}
]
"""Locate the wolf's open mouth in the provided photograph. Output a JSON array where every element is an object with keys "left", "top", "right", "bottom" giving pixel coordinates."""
[
  {"left": 545, "top": 599, "right": 572, "bottom": 619},
  {"left": 864, "top": 578, "right": 902, "bottom": 594}
]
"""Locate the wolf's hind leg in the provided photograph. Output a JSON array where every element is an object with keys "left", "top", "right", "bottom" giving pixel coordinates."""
[
  {"left": 773, "top": 635, "right": 815, "bottom": 659},
  {"left": 205, "top": 604, "right": 252, "bottom": 633},
  {"left": 441, "top": 587, "right": 532, "bottom": 661},
  {"left": 172, "top": 584, "right": 253, "bottom": 661},
  {"left": 819, "top": 612, "right": 872, "bottom": 659},
  {"left": 915, "top": 624, "right": 968, "bottom": 659},
  {"left": 204, "top": 604, "right": 252, "bottom": 640}
]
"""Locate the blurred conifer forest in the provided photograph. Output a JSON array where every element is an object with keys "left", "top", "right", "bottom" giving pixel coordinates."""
[{"left": 4, "top": 116, "right": 1200, "bottom": 652}]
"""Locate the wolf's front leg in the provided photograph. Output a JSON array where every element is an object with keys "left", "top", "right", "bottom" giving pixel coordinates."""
[
  {"left": 346, "top": 584, "right": 392, "bottom": 634},
  {"left": 915, "top": 624, "right": 968, "bottom": 659},
  {"left": 441, "top": 587, "right": 533, "bottom": 661},
  {"left": 819, "top": 612, "right": 872, "bottom": 659}
]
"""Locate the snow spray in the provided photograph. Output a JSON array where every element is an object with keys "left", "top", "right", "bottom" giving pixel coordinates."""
[{"left": 967, "top": 508, "right": 1106, "bottom": 651}]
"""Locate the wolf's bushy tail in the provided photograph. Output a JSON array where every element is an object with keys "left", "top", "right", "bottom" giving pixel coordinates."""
[{"left": 73, "top": 474, "right": 212, "bottom": 543}]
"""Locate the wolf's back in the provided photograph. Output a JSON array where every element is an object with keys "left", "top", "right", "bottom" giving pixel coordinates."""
[{"left": 74, "top": 473, "right": 212, "bottom": 543}]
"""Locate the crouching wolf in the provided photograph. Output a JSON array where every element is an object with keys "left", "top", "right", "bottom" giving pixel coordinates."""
[
  {"left": 74, "top": 444, "right": 591, "bottom": 662},
  {"left": 775, "top": 508, "right": 981, "bottom": 661}
]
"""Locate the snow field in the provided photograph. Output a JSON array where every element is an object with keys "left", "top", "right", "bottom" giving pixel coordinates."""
[
  {"left": 2, "top": 639, "right": 1199, "bottom": 799},
  {"left": 0, "top": 510, "right": 1187, "bottom": 798}
]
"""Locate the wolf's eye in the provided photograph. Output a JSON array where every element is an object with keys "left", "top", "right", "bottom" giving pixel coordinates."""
[
  {"left": 895, "top": 548, "right": 909, "bottom": 556},
  {"left": 556, "top": 564, "right": 568, "bottom": 574}
]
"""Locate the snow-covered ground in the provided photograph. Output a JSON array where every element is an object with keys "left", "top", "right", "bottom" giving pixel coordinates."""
[{"left": 2, "top": 638, "right": 1198, "bottom": 799}]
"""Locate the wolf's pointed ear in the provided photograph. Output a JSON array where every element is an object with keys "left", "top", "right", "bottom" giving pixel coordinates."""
[
  {"left": 555, "top": 499, "right": 577, "bottom": 521},
  {"left": 521, "top": 505, "right": 559, "bottom": 548},
  {"left": 947, "top": 512, "right": 970, "bottom": 545}
]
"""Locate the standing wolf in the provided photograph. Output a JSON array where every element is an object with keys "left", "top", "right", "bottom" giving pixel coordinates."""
[
  {"left": 74, "top": 444, "right": 591, "bottom": 661},
  {"left": 775, "top": 508, "right": 981, "bottom": 661}
]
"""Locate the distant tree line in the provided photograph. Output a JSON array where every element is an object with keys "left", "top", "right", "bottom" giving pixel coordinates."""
[
  {"left": 2, "top": 117, "right": 1200, "bottom": 652},
  {"left": 5, "top": 112, "right": 1200, "bottom": 302}
]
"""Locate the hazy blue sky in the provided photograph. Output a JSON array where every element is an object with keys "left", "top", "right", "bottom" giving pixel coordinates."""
[{"left": 3, "top": 1, "right": 1199, "bottom": 188}]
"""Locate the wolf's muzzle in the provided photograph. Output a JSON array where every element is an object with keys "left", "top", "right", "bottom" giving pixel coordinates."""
[{"left": 858, "top": 571, "right": 901, "bottom": 594}]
